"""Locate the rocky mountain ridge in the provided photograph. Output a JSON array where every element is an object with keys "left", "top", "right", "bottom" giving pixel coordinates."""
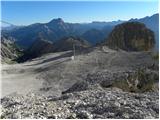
[{"left": 2, "top": 13, "right": 158, "bottom": 49}]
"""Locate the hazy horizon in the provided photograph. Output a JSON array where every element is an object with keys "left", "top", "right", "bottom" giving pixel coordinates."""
[{"left": 1, "top": 1, "right": 158, "bottom": 26}]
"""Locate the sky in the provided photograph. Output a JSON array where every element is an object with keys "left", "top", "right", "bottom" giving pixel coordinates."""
[{"left": 1, "top": 1, "right": 159, "bottom": 26}]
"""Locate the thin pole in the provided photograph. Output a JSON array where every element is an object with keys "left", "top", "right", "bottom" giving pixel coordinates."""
[
  {"left": 74, "top": 44, "right": 75, "bottom": 58},
  {"left": 73, "top": 44, "right": 75, "bottom": 60}
]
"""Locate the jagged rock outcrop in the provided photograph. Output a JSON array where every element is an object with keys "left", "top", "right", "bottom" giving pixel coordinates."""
[
  {"left": 106, "top": 22, "right": 155, "bottom": 51},
  {"left": 1, "top": 35, "right": 21, "bottom": 62}
]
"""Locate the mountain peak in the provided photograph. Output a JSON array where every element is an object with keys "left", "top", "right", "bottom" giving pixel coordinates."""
[
  {"left": 49, "top": 18, "right": 64, "bottom": 24},
  {"left": 151, "top": 13, "right": 159, "bottom": 18}
]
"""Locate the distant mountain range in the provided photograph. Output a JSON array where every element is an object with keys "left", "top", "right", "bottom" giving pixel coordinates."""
[
  {"left": 2, "top": 25, "right": 18, "bottom": 31},
  {"left": 2, "top": 13, "right": 159, "bottom": 50}
]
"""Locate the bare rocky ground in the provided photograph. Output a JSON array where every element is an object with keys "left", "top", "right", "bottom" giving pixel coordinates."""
[{"left": 0, "top": 46, "right": 159, "bottom": 119}]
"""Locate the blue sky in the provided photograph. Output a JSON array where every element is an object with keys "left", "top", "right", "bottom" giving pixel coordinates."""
[{"left": 1, "top": 1, "right": 158, "bottom": 25}]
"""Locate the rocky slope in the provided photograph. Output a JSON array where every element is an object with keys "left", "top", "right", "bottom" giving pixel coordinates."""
[
  {"left": 1, "top": 47, "right": 159, "bottom": 119},
  {"left": 106, "top": 22, "right": 155, "bottom": 51},
  {"left": 1, "top": 87, "right": 158, "bottom": 119}
]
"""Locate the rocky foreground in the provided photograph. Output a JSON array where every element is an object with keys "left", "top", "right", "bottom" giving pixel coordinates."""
[{"left": 1, "top": 86, "right": 159, "bottom": 119}]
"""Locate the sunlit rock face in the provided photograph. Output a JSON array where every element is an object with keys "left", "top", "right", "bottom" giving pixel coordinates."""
[{"left": 106, "top": 22, "right": 155, "bottom": 51}]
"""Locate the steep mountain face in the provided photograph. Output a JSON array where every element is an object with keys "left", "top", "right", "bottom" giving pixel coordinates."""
[
  {"left": 129, "top": 14, "right": 159, "bottom": 49},
  {"left": 82, "top": 29, "right": 106, "bottom": 45},
  {"left": 17, "top": 36, "right": 54, "bottom": 62},
  {"left": 1, "top": 35, "right": 21, "bottom": 62},
  {"left": 106, "top": 22, "right": 155, "bottom": 51},
  {"left": 53, "top": 36, "right": 91, "bottom": 52}
]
